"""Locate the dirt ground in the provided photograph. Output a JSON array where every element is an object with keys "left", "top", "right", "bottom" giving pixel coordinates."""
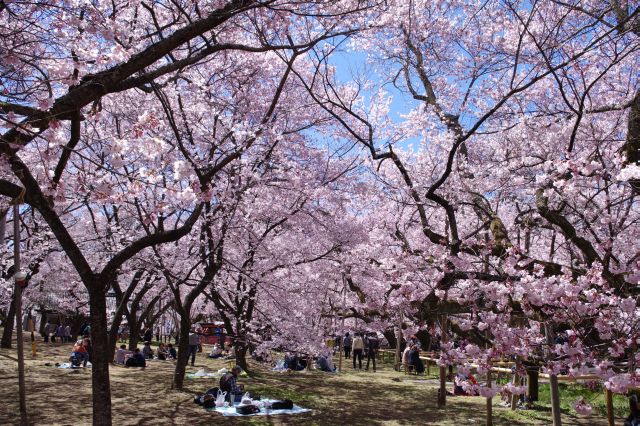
[{"left": 0, "top": 332, "right": 614, "bottom": 425}]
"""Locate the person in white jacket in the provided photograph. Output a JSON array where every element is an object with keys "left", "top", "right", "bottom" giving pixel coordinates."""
[{"left": 352, "top": 334, "right": 365, "bottom": 370}]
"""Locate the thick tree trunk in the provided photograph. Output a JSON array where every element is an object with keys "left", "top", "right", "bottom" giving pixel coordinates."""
[
  {"left": 527, "top": 365, "right": 539, "bottom": 401},
  {"left": 0, "top": 293, "right": 16, "bottom": 348},
  {"left": 172, "top": 317, "right": 191, "bottom": 390},
  {"left": 416, "top": 329, "right": 432, "bottom": 350},
  {"left": 127, "top": 315, "right": 141, "bottom": 351},
  {"left": 235, "top": 344, "right": 248, "bottom": 372},
  {"left": 70, "top": 312, "right": 85, "bottom": 342},
  {"left": 88, "top": 289, "right": 113, "bottom": 426},
  {"left": 383, "top": 327, "right": 398, "bottom": 349}
]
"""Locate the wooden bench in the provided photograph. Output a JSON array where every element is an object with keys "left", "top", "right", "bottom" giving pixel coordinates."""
[{"left": 399, "top": 362, "right": 416, "bottom": 375}]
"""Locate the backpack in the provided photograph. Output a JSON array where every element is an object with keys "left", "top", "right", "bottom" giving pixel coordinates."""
[
  {"left": 202, "top": 394, "right": 216, "bottom": 409},
  {"left": 270, "top": 399, "right": 293, "bottom": 410},
  {"left": 236, "top": 404, "right": 260, "bottom": 415}
]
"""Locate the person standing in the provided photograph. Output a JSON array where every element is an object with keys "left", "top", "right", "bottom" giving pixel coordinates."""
[
  {"left": 343, "top": 332, "right": 352, "bottom": 359},
  {"left": 64, "top": 324, "right": 71, "bottom": 343},
  {"left": 187, "top": 327, "right": 200, "bottom": 366},
  {"left": 143, "top": 326, "right": 153, "bottom": 344},
  {"left": 56, "top": 323, "right": 65, "bottom": 343},
  {"left": 43, "top": 320, "right": 53, "bottom": 343},
  {"left": 365, "top": 332, "right": 380, "bottom": 372},
  {"left": 352, "top": 333, "right": 364, "bottom": 370}
]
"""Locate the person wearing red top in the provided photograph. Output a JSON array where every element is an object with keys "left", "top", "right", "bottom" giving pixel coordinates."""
[{"left": 71, "top": 339, "right": 90, "bottom": 367}]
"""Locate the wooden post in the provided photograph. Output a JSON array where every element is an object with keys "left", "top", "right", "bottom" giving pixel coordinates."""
[
  {"left": 394, "top": 310, "right": 402, "bottom": 371},
  {"left": 486, "top": 370, "right": 493, "bottom": 426},
  {"left": 437, "top": 315, "right": 448, "bottom": 408},
  {"left": 605, "top": 388, "right": 614, "bottom": 426},
  {"left": 545, "top": 323, "right": 562, "bottom": 426},
  {"left": 13, "top": 204, "right": 27, "bottom": 425},
  {"left": 510, "top": 360, "right": 519, "bottom": 410},
  {"left": 527, "top": 365, "right": 539, "bottom": 402}
]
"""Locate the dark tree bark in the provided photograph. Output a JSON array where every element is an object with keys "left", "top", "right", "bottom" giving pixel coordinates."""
[
  {"left": 526, "top": 365, "right": 540, "bottom": 401},
  {"left": 88, "top": 287, "right": 112, "bottom": 426},
  {"left": 235, "top": 342, "right": 249, "bottom": 372},
  {"left": 383, "top": 327, "right": 399, "bottom": 350},
  {"left": 0, "top": 293, "right": 16, "bottom": 348},
  {"left": 173, "top": 317, "right": 192, "bottom": 390}
]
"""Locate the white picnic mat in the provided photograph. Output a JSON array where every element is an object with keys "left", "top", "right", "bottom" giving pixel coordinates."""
[
  {"left": 58, "top": 362, "right": 92, "bottom": 369},
  {"left": 209, "top": 400, "right": 311, "bottom": 417}
]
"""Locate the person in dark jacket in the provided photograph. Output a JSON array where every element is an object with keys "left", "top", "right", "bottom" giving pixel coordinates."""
[
  {"left": 143, "top": 327, "right": 153, "bottom": 343},
  {"left": 365, "top": 333, "right": 380, "bottom": 372},
  {"left": 343, "top": 332, "right": 352, "bottom": 359},
  {"left": 409, "top": 345, "right": 425, "bottom": 374},
  {"left": 219, "top": 366, "right": 244, "bottom": 403},
  {"left": 125, "top": 348, "right": 146, "bottom": 368}
]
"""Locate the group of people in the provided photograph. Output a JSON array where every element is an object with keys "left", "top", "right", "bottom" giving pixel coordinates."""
[
  {"left": 340, "top": 331, "right": 381, "bottom": 372},
  {"left": 43, "top": 320, "right": 72, "bottom": 343},
  {"left": 208, "top": 342, "right": 234, "bottom": 359},
  {"left": 283, "top": 353, "right": 308, "bottom": 371},
  {"left": 402, "top": 336, "right": 425, "bottom": 374},
  {"left": 113, "top": 342, "right": 179, "bottom": 367}
]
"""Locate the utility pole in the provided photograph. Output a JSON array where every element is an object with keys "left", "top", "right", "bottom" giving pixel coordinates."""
[{"left": 13, "top": 203, "right": 27, "bottom": 424}]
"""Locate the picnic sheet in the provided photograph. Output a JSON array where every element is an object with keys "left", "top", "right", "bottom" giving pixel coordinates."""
[
  {"left": 187, "top": 368, "right": 248, "bottom": 379},
  {"left": 187, "top": 371, "right": 225, "bottom": 379},
  {"left": 58, "top": 362, "right": 92, "bottom": 369},
  {"left": 209, "top": 400, "right": 311, "bottom": 417}
]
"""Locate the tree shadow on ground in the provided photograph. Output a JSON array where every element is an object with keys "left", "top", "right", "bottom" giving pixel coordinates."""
[{"left": 0, "top": 333, "right": 615, "bottom": 425}]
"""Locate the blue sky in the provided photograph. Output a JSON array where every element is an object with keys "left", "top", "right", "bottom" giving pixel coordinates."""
[{"left": 329, "top": 48, "right": 422, "bottom": 152}]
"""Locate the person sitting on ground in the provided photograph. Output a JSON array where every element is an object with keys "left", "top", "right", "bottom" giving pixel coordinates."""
[
  {"left": 219, "top": 366, "right": 244, "bottom": 403},
  {"left": 157, "top": 342, "right": 168, "bottom": 360},
  {"left": 114, "top": 344, "right": 130, "bottom": 364},
  {"left": 142, "top": 341, "right": 154, "bottom": 359},
  {"left": 316, "top": 354, "right": 336, "bottom": 372},
  {"left": 167, "top": 343, "right": 177, "bottom": 360},
  {"left": 71, "top": 339, "right": 90, "bottom": 367},
  {"left": 208, "top": 343, "right": 223, "bottom": 359},
  {"left": 409, "top": 345, "right": 425, "bottom": 374},
  {"left": 223, "top": 342, "right": 236, "bottom": 360},
  {"left": 125, "top": 348, "right": 146, "bottom": 368},
  {"left": 285, "top": 353, "right": 306, "bottom": 371}
]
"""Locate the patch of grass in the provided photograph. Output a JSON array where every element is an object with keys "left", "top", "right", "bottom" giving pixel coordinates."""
[
  {"left": 536, "top": 382, "right": 629, "bottom": 418},
  {"left": 249, "top": 383, "right": 318, "bottom": 405}
]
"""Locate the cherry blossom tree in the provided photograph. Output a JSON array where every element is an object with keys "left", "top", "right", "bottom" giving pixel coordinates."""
[
  {"left": 0, "top": 1, "right": 380, "bottom": 423},
  {"left": 296, "top": 0, "right": 639, "bottom": 417}
]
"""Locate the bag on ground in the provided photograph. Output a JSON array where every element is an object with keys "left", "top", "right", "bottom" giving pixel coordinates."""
[
  {"left": 236, "top": 404, "right": 260, "bottom": 415},
  {"left": 270, "top": 399, "right": 294, "bottom": 410}
]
